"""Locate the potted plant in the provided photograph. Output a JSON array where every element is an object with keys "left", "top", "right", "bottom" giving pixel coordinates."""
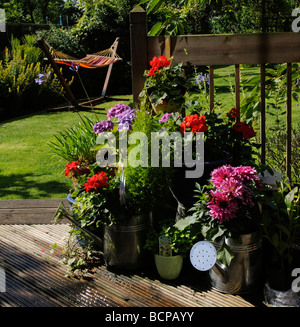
[
  {"left": 153, "top": 106, "right": 260, "bottom": 209},
  {"left": 100, "top": 105, "right": 174, "bottom": 270},
  {"left": 49, "top": 116, "right": 98, "bottom": 189},
  {"left": 53, "top": 103, "right": 176, "bottom": 271},
  {"left": 139, "top": 56, "right": 187, "bottom": 114},
  {"left": 260, "top": 177, "right": 300, "bottom": 306},
  {"left": 175, "top": 164, "right": 265, "bottom": 294},
  {"left": 144, "top": 219, "right": 199, "bottom": 280}
]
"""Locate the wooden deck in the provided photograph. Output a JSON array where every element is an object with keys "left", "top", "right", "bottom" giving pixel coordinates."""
[{"left": 0, "top": 199, "right": 266, "bottom": 308}]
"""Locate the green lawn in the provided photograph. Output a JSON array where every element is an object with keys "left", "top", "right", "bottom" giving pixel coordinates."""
[
  {"left": 0, "top": 96, "right": 133, "bottom": 200},
  {"left": 0, "top": 65, "right": 299, "bottom": 200}
]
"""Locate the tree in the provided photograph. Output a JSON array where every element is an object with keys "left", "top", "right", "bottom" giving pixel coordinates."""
[
  {"left": 139, "top": 0, "right": 299, "bottom": 35},
  {"left": 0, "top": 0, "right": 81, "bottom": 24}
]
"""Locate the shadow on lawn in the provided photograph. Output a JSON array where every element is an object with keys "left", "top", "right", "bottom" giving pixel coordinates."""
[{"left": 0, "top": 171, "right": 69, "bottom": 199}]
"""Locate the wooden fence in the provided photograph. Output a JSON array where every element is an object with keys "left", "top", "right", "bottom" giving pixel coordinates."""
[{"left": 129, "top": 6, "right": 300, "bottom": 180}]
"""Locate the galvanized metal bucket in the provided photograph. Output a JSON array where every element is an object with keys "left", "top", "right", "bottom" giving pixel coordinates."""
[
  {"left": 103, "top": 215, "right": 150, "bottom": 270},
  {"left": 209, "top": 231, "right": 263, "bottom": 294}
]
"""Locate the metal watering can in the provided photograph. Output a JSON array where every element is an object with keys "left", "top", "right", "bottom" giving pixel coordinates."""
[{"left": 209, "top": 231, "right": 263, "bottom": 294}]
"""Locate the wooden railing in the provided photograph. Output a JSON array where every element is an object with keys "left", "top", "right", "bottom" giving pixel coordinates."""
[{"left": 129, "top": 6, "right": 300, "bottom": 180}]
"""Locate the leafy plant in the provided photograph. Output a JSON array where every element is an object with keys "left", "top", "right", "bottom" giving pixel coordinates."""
[
  {"left": 261, "top": 177, "right": 300, "bottom": 273},
  {"left": 124, "top": 105, "right": 173, "bottom": 215},
  {"left": 49, "top": 116, "right": 99, "bottom": 164},
  {"left": 140, "top": 56, "right": 187, "bottom": 107},
  {"left": 36, "top": 24, "right": 85, "bottom": 58},
  {"left": 144, "top": 219, "right": 199, "bottom": 256},
  {"left": 175, "top": 165, "right": 264, "bottom": 266},
  {"left": 266, "top": 125, "right": 300, "bottom": 184}
]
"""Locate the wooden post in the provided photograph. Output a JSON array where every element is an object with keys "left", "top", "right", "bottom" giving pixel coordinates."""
[
  {"left": 209, "top": 66, "right": 214, "bottom": 112},
  {"left": 286, "top": 62, "right": 292, "bottom": 180},
  {"left": 235, "top": 64, "right": 240, "bottom": 122},
  {"left": 130, "top": 6, "right": 148, "bottom": 104},
  {"left": 165, "top": 36, "right": 171, "bottom": 58},
  {"left": 37, "top": 37, "right": 79, "bottom": 108},
  {"left": 101, "top": 37, "right": 120, "bottom": 98},
  {"left": 260, "top": 64, "right": 266, "bottom": 165}
]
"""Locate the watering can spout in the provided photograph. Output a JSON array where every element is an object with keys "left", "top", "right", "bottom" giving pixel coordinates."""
[
  {"left": 53, "top": 201, "right": 103, "bottom": 250},
  {"left": 212, "top": 260, "right": 229, "bottom": 283}
]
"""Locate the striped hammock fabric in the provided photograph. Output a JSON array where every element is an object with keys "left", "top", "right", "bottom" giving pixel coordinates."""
[{"left": 46, "top": 39, "right": 122, "bottom": 69}]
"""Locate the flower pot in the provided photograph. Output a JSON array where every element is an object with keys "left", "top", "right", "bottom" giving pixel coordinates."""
[
  {"left": 66, "top": 193, "right": 103, "bottom": 249},
  {"left": 154, "top": 254, "right": 183, "bottom": 280},
  {"left": 263, "top": 282, "right": 300, "bottom": 307},
  {"left": 209, "top": 231, "right": 263, "bottom": 294},
  {"left": 151, "top": 102, "right": 182, "bottom": 115},
  {"left": 173, "top": 154, "right": 232, "bottom": 209},
  {"left": 104, "top": 215, "right": 150, "bottom": 270},
  {"left": 67, "top": 193, "right": 75, "bottom": 211}
]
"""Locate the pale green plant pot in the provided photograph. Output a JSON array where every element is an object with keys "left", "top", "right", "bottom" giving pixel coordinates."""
[
  {"left": 151, "top": 103, "right": 182, "bottom": 115},
  {"left": 154, "top": 254, "right": 183, "bottom": 280}
]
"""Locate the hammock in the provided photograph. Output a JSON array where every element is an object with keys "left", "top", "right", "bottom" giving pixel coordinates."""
[
  {"left": 45, "top": 38, "right": 122, "bottom": 69},
  {"left": 38, "top": 37, "right": 127, "bottom": 112}
]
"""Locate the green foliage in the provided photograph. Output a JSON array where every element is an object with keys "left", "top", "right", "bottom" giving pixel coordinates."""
[
  {"left": 0, "top": 50, "right": 41, "bottom": 96},
  {"left": 175, "top": 174, "right": 264, "bottom": 267},
  {"left": 0, "top": 34, "right": 72, "bottom": 120},
  {"left": 36, "top": 24, "right": 85, "bottom": 58},
  {"left": 141, "top": 57, "right": 187, "bottom": 106},
  {"left": 261, "top": 177, "right": 300, "bottom": 272},
  {"left": 144, "top": 218, "right": 199, "bottom": 256},
  {"left": 59, "top": 234, "right": 101, "bottom": 278},
  {"left": 124, "top": 105, "right": 173, "bottom": 215},
  {"left": 48, "top": 116, "right": 99, "bottom": 164},
  {"left": 0, "top": 0, "right": 80, "bottom": 24},
  {"left": 266, "top": 125, "right": 300, "bottom": 184},
  {"left": 0, "top": 35, "right": 44, "bottom": 96}
]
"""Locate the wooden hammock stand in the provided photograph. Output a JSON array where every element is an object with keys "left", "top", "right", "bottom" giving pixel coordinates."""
[{"left": 37, "top": 37, "right": 128, "bottom": 112}]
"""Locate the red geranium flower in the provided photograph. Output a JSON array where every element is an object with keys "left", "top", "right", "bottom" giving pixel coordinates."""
[
  {"left": 180, "top": 114, "right": 208, "bottom": 133},
  {"left": 233, "top": 122, "right": 255, "bottom": 139},
  {"left": 65, "top": 161, "right": 81, "bottom": 177},
  {"left": 227, "top": 107, "right": 240, "bottom": 118},
  {"left": 84, "top": 172, "right": 109, "bottom": 193},
  {"left": 148, "top": 56, "right": 171, "bottom": 76}
]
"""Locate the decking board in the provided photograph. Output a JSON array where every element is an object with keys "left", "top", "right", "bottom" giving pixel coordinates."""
[{"left": 0, "top": 199, "right": 265, "bottom": 307}]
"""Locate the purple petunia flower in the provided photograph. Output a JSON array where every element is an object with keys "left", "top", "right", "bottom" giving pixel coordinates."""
[
  {"left": 107, "top": 104, "right": 132, "bottom": 119},
  {"left": 35, "top": 72, "right": 51, "bottom": 85},
  {"left": 117, "top": 109, "right": 136, "bottom": 131},
  {"left": 159, "top": 112, "right": 173, "bottom": 123},
  {"left": 195, "top": 73, "right": 209, "bottom": 85},
  {"left": 93, "top": 119, "right": 114, "bottom": 134},
  {"left": 69, "top": 61, "right": 79, "bottom": 72}
]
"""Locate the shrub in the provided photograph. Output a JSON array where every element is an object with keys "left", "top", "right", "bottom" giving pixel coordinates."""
[
  {"left": 266, "top": 125, "right": 300, "bottom": 184},
  {"left": 36, "top": 24, "right": 85, "bottom": 58},
  {"left": 0, "top": 34, "right": 72, "bottom": 121}
]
